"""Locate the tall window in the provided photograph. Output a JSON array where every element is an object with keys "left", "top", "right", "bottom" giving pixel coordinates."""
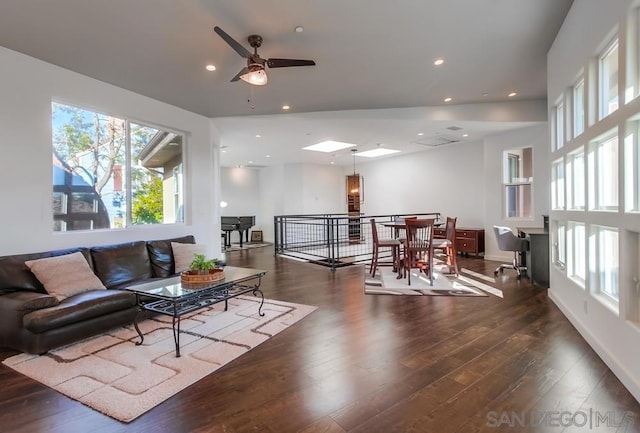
[
  {"left": 566, "top": 148, "right": 586, "bottom": 210},
  {"left": 573, "top": 78, "right": 585, "bottom": 137},
  {"left": 555, "top": 99, "right": 565, "bottom": 150},
  {"left": 552, "top": 220, "right": 566, "bottom": 269},
  {"left": 567, "top": 221, "right": 586, "bottom": 286},
  {"left": 588, "top": 131, "right": 618, "bottom": 211},
  {"left": 551, "top": 158, "right": 565, "bottom": 210},
  {"left": 52, "top": 103, "right": 184, "bottom": 231},
  {"left": 590, "top": 225, "right": 619, "bottom": 308},
  {"left": 625, "top": 123, "right": 640, "bottom": 212},
  {"left": 599, "top": 37, "right": 619, "bottom": 119},
  {"left": 503, "top": 147, "right": 533, "bottom": 219}
]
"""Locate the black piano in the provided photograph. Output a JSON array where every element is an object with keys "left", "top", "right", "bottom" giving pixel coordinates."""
[{"left": 221, "top": 216, "right": 255, "bottom": 247}]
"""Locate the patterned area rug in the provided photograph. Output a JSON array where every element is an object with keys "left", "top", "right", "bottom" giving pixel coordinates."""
[
  {"left": 364, "top": 265, "right": 494, "bottom": 297},
  {"left": 2, "top": 296, "right": 316, "bottom": 423}
]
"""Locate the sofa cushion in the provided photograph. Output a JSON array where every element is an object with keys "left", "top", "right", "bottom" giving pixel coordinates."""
[
  {"left": 146, "top": 235, "right": 195, "bottom": 278},
  {"left": 171, "top": 242, "right": 208, "bottom": 273},
  {"left": 23, "top": 290, "right": 136, "bottom": 333},
  {"left": 25, "top": 252, "right": 106, "bottom": 301},
  {"left": 90, "top": 241, "right": 151, "bottom": 289},
  {"left": 0, "top": 248, "right": 91, "bottom": 295}
]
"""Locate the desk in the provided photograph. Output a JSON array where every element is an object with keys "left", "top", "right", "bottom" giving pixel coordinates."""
[{"left": 517, "top": 227, "right": 549, "bottom": 287}]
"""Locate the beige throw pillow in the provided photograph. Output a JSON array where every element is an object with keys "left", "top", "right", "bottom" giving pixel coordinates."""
[
  {"left": 171, "top": 242, "right": 208, "bottom": 273},
  {"left": 25, "top": 252, "right": 106, "bottom": 301}
]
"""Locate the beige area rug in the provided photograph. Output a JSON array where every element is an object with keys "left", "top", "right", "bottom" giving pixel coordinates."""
[
  {"left": 365, "top": 263, "right": 498, "bottom": 297},
  {"left": 2, "top": 296, "right": 316, "bottom": 423}
]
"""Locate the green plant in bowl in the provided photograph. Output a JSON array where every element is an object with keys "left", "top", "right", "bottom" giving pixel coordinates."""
[{"left": 189, "top": 253, "right": 220, "bottom": 274}]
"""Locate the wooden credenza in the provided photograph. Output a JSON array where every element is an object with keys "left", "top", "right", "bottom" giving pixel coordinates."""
[{"left": 434, "top": 227, "right": 485, "bottom": 257}]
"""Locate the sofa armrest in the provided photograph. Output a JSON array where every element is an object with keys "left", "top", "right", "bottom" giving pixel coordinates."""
[
  {"left": 0, "top": 291, "right": 60, "bottom": 312},
  {"left": 0, "top": 291, "right": 60, "bottom": 350}
]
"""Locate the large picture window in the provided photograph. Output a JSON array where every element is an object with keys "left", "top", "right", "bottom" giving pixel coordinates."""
[
  {"left": 52, "top": 103, "right": 184, "bottom": 231},
  {"left": 503, "top": 147, "right": 533, "bottom": 219}
]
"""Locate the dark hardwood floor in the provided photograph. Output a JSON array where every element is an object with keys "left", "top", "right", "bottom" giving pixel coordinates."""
[{"left": 1, "top": 247, "right": 639, "bottom": 432}]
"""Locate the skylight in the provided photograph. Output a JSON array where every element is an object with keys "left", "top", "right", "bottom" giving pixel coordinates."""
[
  {"left": 355, "top": 148, "right": 400, "bottom": 158},
  {"left": 302, "top": 140, "right": 356, "bottom": 152}
]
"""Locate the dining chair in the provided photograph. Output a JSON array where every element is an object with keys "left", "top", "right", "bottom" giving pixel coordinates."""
[
  {"left": 369, "top": 219, "right": 401, "bottom": 277},
  {"left": 403, "top": 218, "right": 435, "bottom": 286},
  {"left": 431, "top": 216, "right": 459, "bottom": 276}
]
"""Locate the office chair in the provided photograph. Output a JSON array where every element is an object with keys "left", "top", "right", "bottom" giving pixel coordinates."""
[{"left": 493, "top": 225, "right": 529, "bottom": 279}]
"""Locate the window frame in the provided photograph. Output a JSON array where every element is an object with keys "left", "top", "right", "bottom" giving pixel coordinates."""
[{"left": 51, "top": 101, "right": 187, "bottom": 232}]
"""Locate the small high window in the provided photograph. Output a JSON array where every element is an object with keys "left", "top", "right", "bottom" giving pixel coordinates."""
[
  {"left": 599, "top": 37, "right": 619, "bottom": 119},
  {"left": 588, "top": 130, "right": 618, "bottom": 211},
  {"left": 573, "top": 78, "right": 585, "bottom": 137},
  {"left": 502, "top": 147, "right": 533, "bottom": 219},
  {"left": 589, "top": 225, "right": 619, "bottom": 310},
  {"left": 566, "top": 148, "right": 586, "bottom": 210}
]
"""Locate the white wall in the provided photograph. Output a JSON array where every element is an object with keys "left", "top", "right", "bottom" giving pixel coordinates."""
[
  {"left": 548, "top": 0, "right": 640, "bottom": 402},
  {"left": 483, "top": 124, "right": 550, "bottom": 261},
  {"left": 0, "top": 47, "right": 221, "bottom": 258},
  {"left": 356, "top": 140, "right": 485, "bottom": 226}
]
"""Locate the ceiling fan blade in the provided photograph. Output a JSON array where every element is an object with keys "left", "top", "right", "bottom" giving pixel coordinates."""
[
  {"left": 230, "top": 67, "right": 249, "bottom": 82},
  {"left": 267, "top": 58, "right": 316, "bottom": 68},
  {"left": 214, "top": 26, "right": 251, "bottom": 59}
]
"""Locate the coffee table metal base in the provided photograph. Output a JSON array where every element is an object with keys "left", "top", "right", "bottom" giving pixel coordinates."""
[{"left": 132, "top": 280, "right": 265, "bottom": 357}]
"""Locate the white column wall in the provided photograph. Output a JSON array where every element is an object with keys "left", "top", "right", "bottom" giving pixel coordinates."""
[
  {"left": 548, "top": 0, "right": 640, "bottom": 402},
  {"left": 0, "top": 46, "right": 219, "bottom": 257}
]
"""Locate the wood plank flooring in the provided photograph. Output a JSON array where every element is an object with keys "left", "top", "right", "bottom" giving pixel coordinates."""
[{"left": 1, "top": 247, "right": 639, "bottom": 433}]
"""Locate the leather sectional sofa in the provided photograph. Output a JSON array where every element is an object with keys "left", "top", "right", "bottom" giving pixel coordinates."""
[{"left": 0, "top": 235, "right": 195, "bottom": 354}]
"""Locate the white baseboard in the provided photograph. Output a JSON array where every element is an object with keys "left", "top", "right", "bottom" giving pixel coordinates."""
[{"left": 548, "top": 290, "right": 640, "bottom": 403}]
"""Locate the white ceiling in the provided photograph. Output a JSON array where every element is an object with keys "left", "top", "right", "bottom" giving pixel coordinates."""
[{"left": 0, "top": 0, "right": 573, "bottom": 167}]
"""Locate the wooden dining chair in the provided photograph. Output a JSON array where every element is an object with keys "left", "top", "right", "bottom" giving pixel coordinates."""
[
  {"left": 431, "top": 216, "right": 459, "bottom": 276},
  {"left": 369, "top": 219, "right": 401, "bottom": 277},
  {"left": 403, "top": 218, "right": 435, "bottom": 286}
]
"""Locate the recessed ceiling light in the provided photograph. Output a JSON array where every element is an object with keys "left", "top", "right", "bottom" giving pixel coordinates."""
[
  {"left": 508, "top": 92, "right": 517, "bottom": 97},
  {"left": 463, "top": 133, "right": 469, "bottom": 137},
  {"left": 205, "top": 64, "right": 216, "bottom": 72},
  {"left": 248, "top": 161, "right": 253, "bottom": 164},
  {"left": 482, "top": 92, "right": 489, "bottom": 97},
  {"left": 265, "top": 154, "right": 271, "bottom": 158},
  {"left": 355, "top": 148, "right": 400, "bottom": 158},
  {"left": 303, "top": 140, "right": 356, "bottom": 153},
  {"left": 330, "top": 161, "right": 335, "bottom": 165},
  {"left": 434, "top": 59, "right": 444, "bottom": 66},
  {"left": 282, "top": 105, "right": 290, "bottom": 110},
  {"left": 417, "top": 132, "right": 424, "bottom": 136},
  {"left": 255, "top": 134, "right": 261, "bottom": 138},
  {"left": 295, "top": 26, "right": 304, "bottom": 33},
  {"left": 221, "top": 150, "right": 227, "bottom": 153},
  {"left": 444, "top": 97, "right": 452, "bottom": 102}
]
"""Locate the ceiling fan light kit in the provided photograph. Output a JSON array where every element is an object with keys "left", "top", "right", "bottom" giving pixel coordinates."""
[
  {"left": 214, "top": 26, "right": 316, "bottom": 86},
  {"left": 240, "top": 64, "right": 268, "bottom": 85}
]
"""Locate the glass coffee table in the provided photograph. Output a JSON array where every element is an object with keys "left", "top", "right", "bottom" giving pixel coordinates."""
[{"left": 124, "top": 266, "right": 267, "bottom": 357}]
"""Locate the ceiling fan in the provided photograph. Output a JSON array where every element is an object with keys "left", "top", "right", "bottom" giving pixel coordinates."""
[{"left": 214, "top": 26, "right": 316, "bottom": 86}]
